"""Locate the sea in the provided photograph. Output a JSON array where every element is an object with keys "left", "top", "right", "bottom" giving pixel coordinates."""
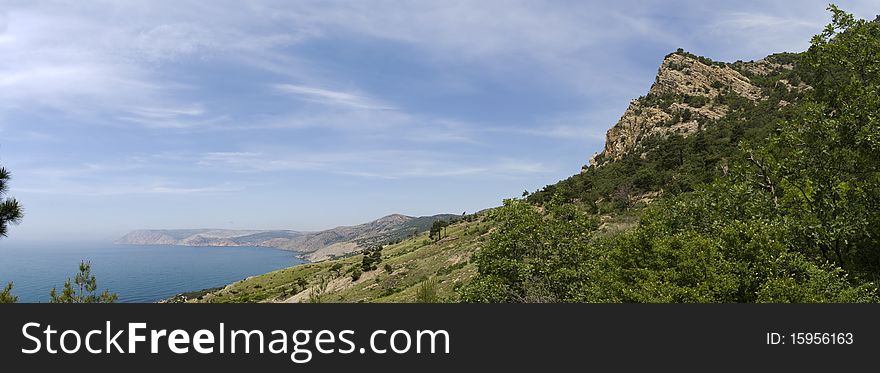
[{"left": 0, "top": 241, "right": 305, "bottom": 303}]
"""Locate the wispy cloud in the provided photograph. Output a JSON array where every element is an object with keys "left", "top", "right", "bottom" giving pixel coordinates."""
[
  {"left": 205, "top": 104, "right": 480, "bottom": 145},
  {"left": 14, "top": 157, "right": 245, "bottom": 196},
  {"left": 15, "top": 182, "right": 243, "bottom": 197},
  {"left": 518, "top": 124, "right": 606, "bottom": 141},
  {"left": 486, "top": 108, "right": 625, "bottom": 142},
  {"left": 5, "top": 1, "right": 865, "bottom": 240},
  {"left": 129, "top": 105, "right": 205, "bottom": 119},
  {"left": 192, "top": 148, "right": 547, "bottom": 180},
  {"left": 274, "top": 84, "right": 394, "bottom": 111},
  {"left": 135, "top": 23, "right": 219, "bottom": 64},
  {"left": 716, "top": 12, "right": 820, "bottom": 30},
  {"left": 197, "top": 151, "right": 324, "bottom": 172},
  {"left": 704, "top": 11, "right": 825, "bottom": 56},
  {"left": 0, "top": 2, "right": 308, "bottom": 130}
]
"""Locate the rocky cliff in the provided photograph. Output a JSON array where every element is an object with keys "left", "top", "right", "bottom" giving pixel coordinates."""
[{"left": 590, "top": 50, "right": 793, "bottom": 165}]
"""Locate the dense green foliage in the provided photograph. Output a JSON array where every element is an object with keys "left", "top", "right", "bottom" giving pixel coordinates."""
[
  {"left": 590, "top": 181, "right": 877, "bottom": 302},
  {"left": 460, "top": 198, "right": 599, "bottom": 302},
  {"left": 464, "top": 7, "right": 880, "bottom": 303},
  {"left": 763, "top": 6, "right": 880, "bottom": 281},
  {"left": 360, "top": 246, "right": 384, "bottom": 272}
]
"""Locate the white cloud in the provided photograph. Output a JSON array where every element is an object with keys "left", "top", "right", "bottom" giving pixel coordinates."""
[
  {"left": 192, "top": 148, "right": 546, "bottom": 180},
  {"left": 268, "top": 0, "right": 670, "bottom": 97},
  {"left": 129, "top": 105, "right": 203, "bottom": 118},
  {"left": 704, "top": 11, "right": 825, "bottom": 57},
  {"left": 0, "top": 0, "right": 727, "bottom": 137},
  {"left": 717, "top": 12, "right": 820, "bottom": 30},
  {"left": 521, "top": 124, "right": 606, "bottom": 141},
  {"left": 206, "top": 103, "right": 481, "bottom": 145},
  {"left": 197, "top": 151, "right": 323, "bottom": 172},
  {"left": 273, "top": 84, "right": 394, "bottom": 111},
  {"left": 0, "top": 10, "right": 8, "bottom": 33},
  {"left": 135, "top": 23, "right": 219, "bottom": 63},
  {"left": 485, "top": 107, "right": 626, "bottom": 143},
  {"left": 0, "top": 11, "right": 189, "bottom": 126},
  {"left": 0, "top": 2, "right": 309, "bottom": 130},
  {"left": 15, "top": 183, "right": 243, "bottom": 196},
  {"left": 115, "top": 104, "right": 230, "bottom": 129},
  {"left": 11, "top": 155, "right": 247, "bottom": 196}
]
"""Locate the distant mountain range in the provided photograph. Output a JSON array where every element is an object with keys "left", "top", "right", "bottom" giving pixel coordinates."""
[{"left": 115, "top": 213, "right": 458, "bottom": 261}]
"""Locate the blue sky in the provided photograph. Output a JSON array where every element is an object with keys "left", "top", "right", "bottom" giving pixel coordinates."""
[{"left": 0, "top": 1, "right": 876, "bottom": 242}]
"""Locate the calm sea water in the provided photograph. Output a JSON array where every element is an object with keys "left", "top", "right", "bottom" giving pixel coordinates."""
[{"left": 0, "top": 242, "right": 304, "bottom": 303}]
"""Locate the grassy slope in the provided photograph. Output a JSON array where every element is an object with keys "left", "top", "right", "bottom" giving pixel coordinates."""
[{"left": 193, "top": 216, "right": 492, "bottom": 303}]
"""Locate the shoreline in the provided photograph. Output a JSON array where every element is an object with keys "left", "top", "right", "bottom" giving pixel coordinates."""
[{"left": 160, "top": 258, "right": 312, "bottom": 303}]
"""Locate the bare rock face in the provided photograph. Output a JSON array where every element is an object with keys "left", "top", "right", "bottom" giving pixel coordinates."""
[
  {"left": 651, "top": 53, "right": 763, "bottom": 100},
  {"left": 601, "top": 102, "right": 671, "bottom": 162},
  {"left": 597, "top": 52, "right": 765, "bottom": 163}
]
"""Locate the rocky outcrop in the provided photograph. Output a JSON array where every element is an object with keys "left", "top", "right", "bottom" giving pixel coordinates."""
[
  {"left": 735, "top": 58, "right": 793, "bottom": 77},
  {"left": 594, "top": 51, "right": 766, "bottom": 164}
]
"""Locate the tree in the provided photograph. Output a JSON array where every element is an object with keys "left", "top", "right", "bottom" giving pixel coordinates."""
[
  {"left": 295, "top": 278, "right": 308, "bottom": 290},
  {"left": 758, "top": 5, "right": 880, "bottom": 279},
  {"left": 49, "top": 261, "right": 118, "bottom": 303},
  {"left": 585, "top": 181, "right": 878, "bottom": 303},
  {"left": 460, "top": 198, "right": 599, "bottom": 303},
  {"left": 0, "top": 166, "right": 23, "bottom": 238},
  {"left": 0, "top": 163, "right": 23, "bottom": 303},
  {"left": 360, "top": 246, "right": 383, "bottom": 272},
  {"left": 307, "top": 276, "right": 328, "bottom": 303},
  {"left": 330, "top": 263, "right": 344, "bottom": 277},
  {"left": 415, "top": 277, "right": 439, "bottom": 303},
  {"left": 430, "top": 220, "right": 449, "bottom": 241},
  {"left": 0, "top": 282, "right": 17, "bottom": 304}
]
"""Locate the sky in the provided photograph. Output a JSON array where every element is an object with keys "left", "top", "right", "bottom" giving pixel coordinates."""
[{"left": 0, "top": 0, "right": 876, "bottom": 242}]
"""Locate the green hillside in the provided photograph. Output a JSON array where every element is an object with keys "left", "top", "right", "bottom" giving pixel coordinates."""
[
  {"left": 190, "top": 215, "right": 491, "bottom": 303},
  {"left": 191, "top": 7, "right": 880, "bottom": 304},
  {"left": 460, "top": 7, "right": 880, "bottom": 303}
]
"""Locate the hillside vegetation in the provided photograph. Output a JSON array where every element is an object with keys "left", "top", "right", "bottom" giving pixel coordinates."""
[
  {"left": 194, "top": 6, "right": 880, "bottom": 304},
  {"left": 190, "top": 215, "right": 491, "bottom": 303},
  {"left": 462, "top": 7, "right": 880, "bottom": 303}
]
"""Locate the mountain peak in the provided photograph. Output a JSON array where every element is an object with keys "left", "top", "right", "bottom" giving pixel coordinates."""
[
  {"left": 590, "top": 50, "right": 766, "bottom": 165},
  {"left": 372, "top": 213, "right": 414, "bottom": 225},
  {"left": 379, "top": 213, "right": 411, "bottom": 220}
]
